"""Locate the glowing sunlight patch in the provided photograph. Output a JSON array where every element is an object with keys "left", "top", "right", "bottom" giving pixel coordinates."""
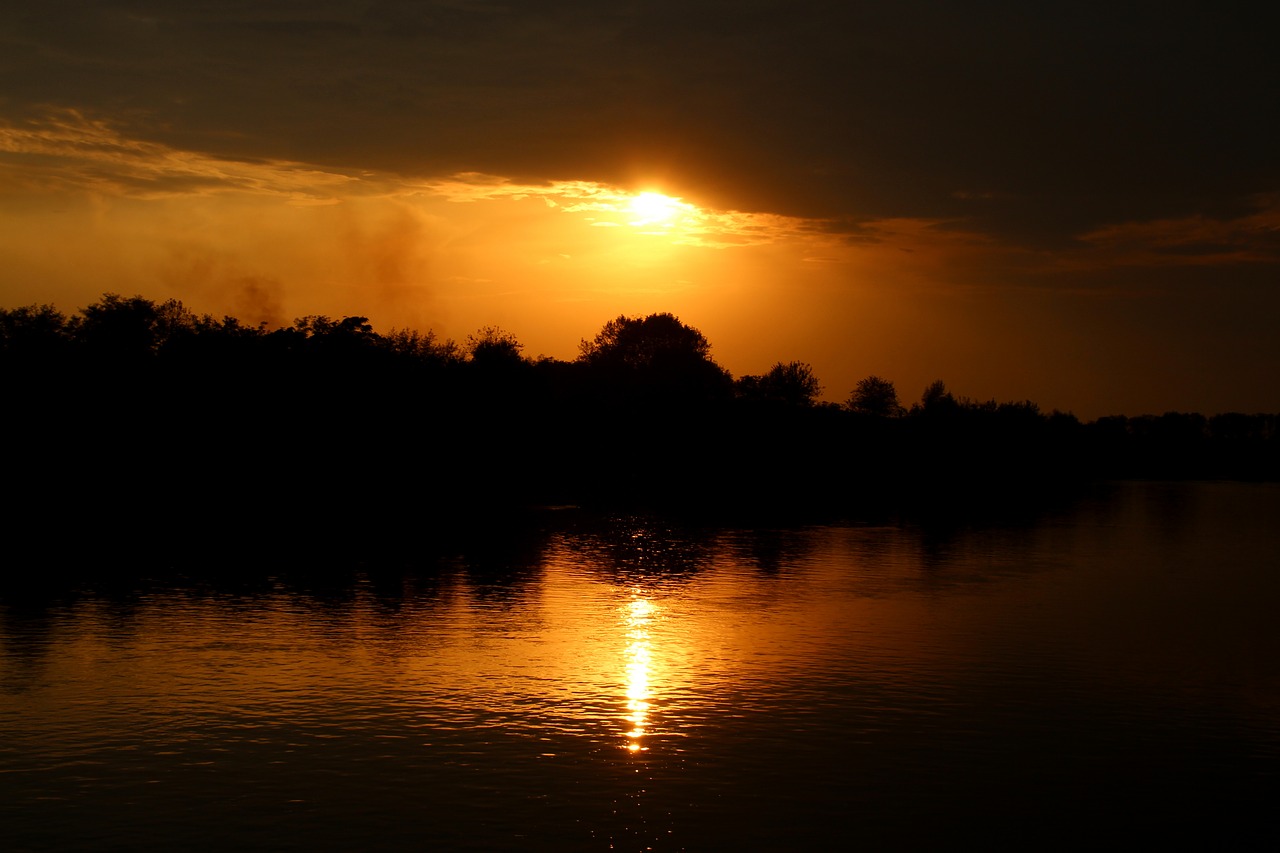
[
  {"left": 623, "top": 592, "right": 656, "bottom": 753},
  {"left": 424, "top": 173, "right": 817, "bottom": 248},
  {"left": 628, "top": 192, "right": 693, "bottom": 227}
]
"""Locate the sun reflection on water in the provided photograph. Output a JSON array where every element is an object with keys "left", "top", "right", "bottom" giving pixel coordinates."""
[{"left": 623, "top": 594, "right": 656, "bottom": 753}]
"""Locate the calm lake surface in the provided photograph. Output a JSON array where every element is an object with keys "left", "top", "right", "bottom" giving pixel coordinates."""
[{"left": 3, "top": 481, "right": 1279, "bottom": 851}]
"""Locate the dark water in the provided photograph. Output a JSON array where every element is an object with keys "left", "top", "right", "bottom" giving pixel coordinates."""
[{"left": 3, "top": 481, "right": 1279, "bottom": 851}]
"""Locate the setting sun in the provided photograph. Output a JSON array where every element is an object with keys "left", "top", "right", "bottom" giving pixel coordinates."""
[{"left": 628, "top": 191, "right": 693, "bottom": 227}]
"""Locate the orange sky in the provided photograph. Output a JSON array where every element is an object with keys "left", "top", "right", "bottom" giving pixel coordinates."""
[{"left": 2, "top": 4, "right": 1278, "bottom": 418}]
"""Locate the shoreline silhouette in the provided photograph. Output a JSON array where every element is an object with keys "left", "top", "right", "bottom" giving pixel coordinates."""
[{"left": 4, "top": 294, "right": 1276, "bottom": 564}]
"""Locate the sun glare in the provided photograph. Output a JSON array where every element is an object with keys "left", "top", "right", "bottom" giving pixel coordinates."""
[
  {"left": 623, "top": 593, "right": 656, "bottom": 753},
  {"left": 628, "top": 191, "right": 692, "bottom": 227},
  {"left": 425, "top": 173, "right": 806, "bottom": 247}
]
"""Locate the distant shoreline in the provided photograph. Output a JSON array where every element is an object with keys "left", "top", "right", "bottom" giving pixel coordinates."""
[{"left": 4, "top": 294, "right": 1275, "bottom": 565}]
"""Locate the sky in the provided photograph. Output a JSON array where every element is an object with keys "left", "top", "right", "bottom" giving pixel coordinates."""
[{"left": 2, "top": 1, "right": 1277, "bottom": 418}]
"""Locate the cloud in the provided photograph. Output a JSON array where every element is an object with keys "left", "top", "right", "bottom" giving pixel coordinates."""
[
  {"left": 4, "top": 1, "right": 1275, "bottom": 252},
  {"left": 0, "top": 109, "right": 361, "bottom": 202},
  {"left": 419, "top": 173, "right": 834, "bottom": 248},
  {"left": 1074, "top": 195, "right": 1280, "bottom": 267},
  {"left": 0, "top": 111, "right": 842, "bottom": 251}
]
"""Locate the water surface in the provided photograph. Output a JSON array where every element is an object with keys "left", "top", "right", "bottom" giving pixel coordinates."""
[{"left": 3, "top": 481, "right": 1279, "bottom": 850}]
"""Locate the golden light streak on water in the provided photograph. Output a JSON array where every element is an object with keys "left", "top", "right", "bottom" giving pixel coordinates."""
[{"left": 623, "top": 593, "right": 656, "bottom": 753}]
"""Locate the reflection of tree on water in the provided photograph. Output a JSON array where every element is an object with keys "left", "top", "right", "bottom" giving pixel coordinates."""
[
  {"left": 715, "top": 526, "right": 820, "bottom": 575},
  {"left": 455, "top": 530, "right": 550, "bottom": 610},
  {"left": 555, "top": 515, "right": 713, "bottom": 586},
  {"left": 0, "top": 597, "right": 63, "bottom": 695}
]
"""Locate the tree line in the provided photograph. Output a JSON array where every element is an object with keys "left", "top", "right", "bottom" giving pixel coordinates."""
[{"left": 3, "top": 294, "right": 1276, "bottom": 554}]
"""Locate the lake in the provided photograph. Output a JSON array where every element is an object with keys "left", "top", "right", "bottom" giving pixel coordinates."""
[{"left": 3, "top": 480, "right": 1279, "bottom": 850}]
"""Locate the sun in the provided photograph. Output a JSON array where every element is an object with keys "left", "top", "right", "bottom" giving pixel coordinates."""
[{"left": 628, "top": 191, "right": 692, "bottom": 227}]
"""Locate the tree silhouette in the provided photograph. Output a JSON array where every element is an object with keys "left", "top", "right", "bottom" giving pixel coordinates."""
[
  {"left": 737, "top": 361, "right": 822, "bottom": 406},
  {"left": 579, "top": 313, "right": 712, "bottom": 369},
  {"left": 0, "top": 304, "right": 71, "bottom": 364},
  {"left": 848, "top": 375, "right": 901, "bottom": 416},
  {"left": 383, "top": 327, "right": 461, "bottom": 365},
  {"left": 71, "top": 293, "right": 165, "bottom": 360},
  {"left": 3, "top": 289, "right": 1276, "bottom": 539},
  {"left": 578, "top": 313, "right": 731, "bottom": 403},
  {"left": 292, "top": 315, "right": 377, "bottom": 346},
  {"left": 917, "top": 379, "right": 958, "bottom": 415},
  {"left": 466, "top": 326, "right": 524, "bottom": 367}
]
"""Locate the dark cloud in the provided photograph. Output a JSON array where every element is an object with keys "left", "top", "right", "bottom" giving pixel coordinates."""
[{"left": 2, "top": 0, "right": 1278, "bottom": 248}]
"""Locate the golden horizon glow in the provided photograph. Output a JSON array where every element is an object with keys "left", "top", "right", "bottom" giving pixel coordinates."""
[{"left": 6, "top": 110, "right": 1273, "bottom": 417}]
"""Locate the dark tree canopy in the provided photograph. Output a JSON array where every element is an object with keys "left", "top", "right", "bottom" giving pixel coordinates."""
[
  {"left": 848, "top": 375, "right": 901, "bottom": 417},
  {"left": 466, "top": 326, "right": 524, "bottom": 367},
  {"left": 0, "top": 303, "right": 70, "bottom": 360},
  {"left": 72, "top": 293, "right": 167, "bottom": 359},
  {"left": 3, "top": 290, "right": 1276, "bottom": 543},
  {"left": 291, "top": 315, "right": 377, "bottom": 347},
  {"left": 578, "top": 312, "right": 730, "bottom": 404},
  {"left": 918, "top": 379, "right": 959, "bottom": 415},
  {"left": 579, "top": 313, "right": 712, "bottom": 369},
  {"left": 737, "top": 361, "right": 822, "bottom": 406}
]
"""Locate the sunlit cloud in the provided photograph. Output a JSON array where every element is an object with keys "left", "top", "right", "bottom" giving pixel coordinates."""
[
  {"left": 0, "top": 109, "right": 361, "bottom": 203},
  {"left": 1, "top": 111, "right": 835, "bottom": 252},
  {"left": 15, "top": 109, "right": 1273, "bottom": 286},
  {"left": 416, "top": 173, "right": 828, "bottom": 249}
]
